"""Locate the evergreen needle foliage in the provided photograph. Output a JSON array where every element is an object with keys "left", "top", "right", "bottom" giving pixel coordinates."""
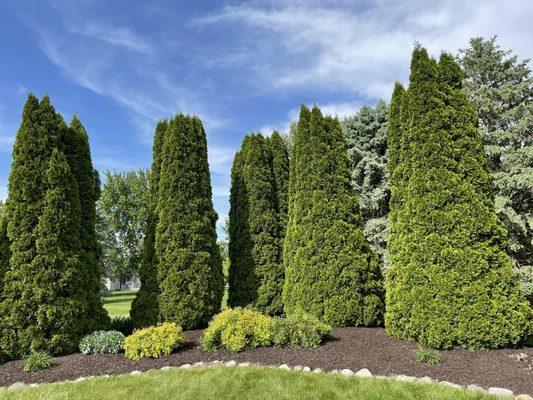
[
  {"left": 282, "top": 105, "right": 385, "bottom": 327},
  {"left": 228, "top": 132, "right": 289, "bottom": 315},
  {"left": 130, "top": 121, "right": 168, "bottom": 328},
  {"left": 155, "top": 115, "right": 223, "bottom": 329},
  {"left": 385, "top": 46, "right": 531, "bottom": 350}
]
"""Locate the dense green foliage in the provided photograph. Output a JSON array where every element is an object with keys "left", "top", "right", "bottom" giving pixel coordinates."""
[
  {"left": 282, "top": 105, "right": 384, "bottom": 327},
  {"left": 98, "top": 169, "right": 150, "bottom": 287},
  {"left": 385, "top": 47, "right": 531, "bottom": 349},
  {"left": 156, "top": 115, "right": 223, "bottom": 329},
  {"left": 0, "top": 207, "right": 9, "bottom": 297},
  {"left": 130, "top": 121, "right": 167, "bottom": 328},
  {"left": 228, "top": 132, "right": 288, "bottom": 315},
  {"left": 109, "top": 316, "right": 135, "bottom": 336},
  {"left": 22, "top": 351, "right": 52, "bottom": 373},
  {"left": 342, "top": 102, "right": 389, "bottom": 268},
  {"left": 271, "top": 312, "right": 331, "bottom": 348},
  {"left": 79, "top": 331, "right": 125, "bottom": 355},
  {"left": 63, "top": 116, "right": 109, "bottom": 332},
  {"left": 201, "top": 308, "right": 273, "bottom": 352},
  {"left": 458, "top": 37, "right": 533, "bottom": 303},
  {"left": 124, "top": 323, "right": 185, "bottom": 360},
  {"left": 413, "top": 347, "right": 441, "bottom": 365}
]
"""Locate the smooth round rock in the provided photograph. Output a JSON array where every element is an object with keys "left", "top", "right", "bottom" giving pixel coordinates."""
[
  {"left": 487, "top": 387, "right": 513, "bottom": 397},
  {"left": 355, "top": 368, "right": 372, "bottom": 378},
  {"left": 340, "top": 369, "right": 354, "bottom": 376},
  {"left": 279, "top": 364, "right": 290, "bottom": 370},
  {"left": 130, "top": 371, "right": 142, "bottom": 376}
]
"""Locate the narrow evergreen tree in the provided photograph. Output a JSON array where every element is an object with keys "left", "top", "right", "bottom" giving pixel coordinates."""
[
  {"left": 228, "top": 133, "right": 285, "bottom": 315},
  {"left": 0, "top": 208, "right": 9, "bottom": 297},
  {"left": 268, "top": 131, "right": 290, "bottom": 232},
  {"left": 0, "top": 95, "right": 65, "bottom": 357},
  {"left": 156, "top": 115, "right": 223, "bottom": 329},
  {"left": 62, "top": 117, "right": 109, "bottom": 331},
  {"left": 130, "top": 120, "right": 167, "bottom": 327},
  {"left": 385, "top": 47, "right": 531, "bottom": 349},
  {"left": 283, "top": 105, "right": 384, "bottom": 327}
]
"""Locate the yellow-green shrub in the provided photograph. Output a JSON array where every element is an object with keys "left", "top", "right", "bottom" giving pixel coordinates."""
[
  {"left": 201, "top": 308, "right": 272, "bottom": 352},
  {"left": 124, "top": 323, "right": 185, "bottom": 360}
]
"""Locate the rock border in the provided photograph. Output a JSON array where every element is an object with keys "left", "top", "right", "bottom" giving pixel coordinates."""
[{"left": 1, "top": 361, "right": 530, "bottom": 399}]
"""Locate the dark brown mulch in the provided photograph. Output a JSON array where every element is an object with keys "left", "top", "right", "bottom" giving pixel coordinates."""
[{"left": 0, "top": 328, "right": 531, "bottom": 394}]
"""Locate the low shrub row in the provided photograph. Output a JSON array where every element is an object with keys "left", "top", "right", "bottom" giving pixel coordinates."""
[
  {"left": 202, "top": 308, "right": 331, "bottom": 353},
  {"left": 124, "top": 323, "right": 185, "bottom": 360}
]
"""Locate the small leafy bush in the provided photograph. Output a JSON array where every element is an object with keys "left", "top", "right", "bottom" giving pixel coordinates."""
[
  {"left": 202, "top": 308, "right": 273, "bottom": 353},
  {"left": 23, "top": 351, "right": 52, "bottom": 373},
  {"left": 124, "top": 323, "right": 185, "bottom": 360},
  {"left": 79, "top": 331, "right": 125, "bottom": 355},
  {"left": 414, "top": 346, "right": 441, "bottom": 365},
  {"left": 272, "top": 312, "right": 331, "bottom": 348},
  {"left": 110, "top": 316, "right": 135, "bottom": 336}
]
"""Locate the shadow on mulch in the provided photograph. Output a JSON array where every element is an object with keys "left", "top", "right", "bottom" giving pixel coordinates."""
[{"left": 0, "top": 327, "right": 531, "bottom": 394}]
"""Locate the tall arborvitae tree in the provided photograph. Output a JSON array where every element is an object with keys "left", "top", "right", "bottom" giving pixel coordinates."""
[
  {"left": 283, "top": 105, "right": 384, "bottom": 327},
  {"left": 228, "top": 133, "right": 285, "bottom": 315},
  {"left": 62, "top": 116, "right": 109, "bottom": 331},
  {"left": 156, "top": 115, "right": 223, "bottom": 329},
  {"left": 130, "top": 120, "right": 167, "bottom": 327},
  {"left": 268, "top": 131, "right": 290, "bottom": 236},
  {"left": 0, "top": 95, "right": 64, "bottom": 357},
  {"left": 0, "top": 206, "right": 9, "bottom": 297},
  {"left": 386, "top": 47, "right": 531, "bottom": 349},
  {"left": 458, "top": 37, "right": 533, "bottom": 304},
  {"left": 342, "top": 102, "right": 390, "bottom": 268}
]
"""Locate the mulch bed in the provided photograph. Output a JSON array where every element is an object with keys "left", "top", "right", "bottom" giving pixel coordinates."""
[{"left": 1, "top": 327, "right": 531, "bottom": 394}]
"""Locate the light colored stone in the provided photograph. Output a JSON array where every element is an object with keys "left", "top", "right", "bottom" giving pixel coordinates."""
[
  {"left": 440, "top": 381, "right": 461, "bottom": 389},
  {"left": 395, "top": 375, "right": 416, "bottom": 382},
  {"left": 29, "top": 383, "right": 39, "bottom": 388},
  {"left": 293, "top": 365, "right": 303, "bottom": 371},
  {"left": 418, "top": 376, "right": 433, "bottom": 383},
  {"left": 312, "top": 368, "right": 322, "bottom": 373},
  {"left": 516, "top": 394, "right": 533, "bottom": 400},
  {"left": 239, "top": 362, "right": 250, "bottom": 367},
  {"left": 340, "top": 369, "right": 354, "bottom": 376},
  {"left": 302, "top": 367, "right": 311, "bottom": 372},
  {"left": 161, "top": 366, "right": 174, "bottom": 371},
  {"left": 130, "top": 371, "right": 142, "bottom": 376},
  {"left": 101, "top": 375, "right": 110, "bottom": 378},
  {"left": 466, "top": 384, "right": 484, "bottom": 392},
  {"left": 487, "top": 387, "right": 513, "bottom": 397},
  {"left": 328, "top": 369, "right": 339, "bottom": 375},
  {"left": 194, "top": 362, "right": 204, "bottom": 367},
  {"left": 355, "top": 368, "right": 372, "bottom": 378},
  {"left": 279, "top": 364, "right": 290, "bottom": 370},
  {"left": 180, "top": 364, "right": 192, "bottom": 369},
  {"left": 75, "top": 377, "right": 86, "bottom": 382},
  {"left": 211, "top": 360, "right": 222, "bottom": 365},
  {"left": 8, "top": 382, "right": 25, "bottom": 391},
  {"left": 226, "top": 360, "right": 237, "bottom": 367}
]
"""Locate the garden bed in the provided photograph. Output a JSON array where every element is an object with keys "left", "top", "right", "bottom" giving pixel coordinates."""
[{"left": 0, "top": 327, "right": 531, "bottom": 394}]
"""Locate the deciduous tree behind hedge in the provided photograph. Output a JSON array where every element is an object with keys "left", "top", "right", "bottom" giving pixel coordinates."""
[
  {"left": 283, "top": 105, "right": 384, "bottom": 327},
  {"left": 385, "top": 47, "right": 531, "bottom": 350},
  {"left": 228, "top": 133, "right": 288, "bottom": 315},
  {"left": 156, "top": 115, "right": 223, "bottom": 329},
  {"left": 130, "top": 120, "right": 167, "bottom": 328}
]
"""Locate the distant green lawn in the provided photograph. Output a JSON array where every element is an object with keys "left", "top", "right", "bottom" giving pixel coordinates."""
[
  {"left": 0, "top": 366, "right": 498, "bottom": 400},
  {"left": 104, "top": 290, "right": 137, "bottom": 318}
]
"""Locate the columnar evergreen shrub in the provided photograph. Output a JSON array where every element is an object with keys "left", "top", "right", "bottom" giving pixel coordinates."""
[
  {"left": 268, "top": 131, "right": 290, "bottom": 234},
  {"left": 228, "top": 133, "right": 287, "bottom": 315},
  {"left": 282, "top": 105, "right": 385, "bottom": 327},
  {"left": 156, "top": 115, "right": 223, "bottom": 329},
  {"left": 0, "top": 212, "right": 9, "bottom": 297},
  {"left": 385, "top": 47, "right": 531, "bottom": 349},
  {"left": 124, "top": 323, "right": 185, "bottom": 360},
  {"left": 62, "top": 116, "right": 109, "bottom": 332},
  {"left": 130, "top": 120, "right": 168, "bottom": 328}
]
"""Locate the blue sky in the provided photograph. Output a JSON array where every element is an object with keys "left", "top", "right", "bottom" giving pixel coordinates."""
[{"left": 0, "top": 0, "right": 531, "bottom": 234}]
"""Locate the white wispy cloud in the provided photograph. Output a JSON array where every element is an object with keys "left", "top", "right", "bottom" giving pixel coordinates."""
[
  {"left": 208, "top": 146, "right": 236, "bottom": 175},
  {"left": 71, "top": 23, "right": 153, "bottom": 54},
  {"left": 193, "top": 0, "right": 533, "bottom": 101}
]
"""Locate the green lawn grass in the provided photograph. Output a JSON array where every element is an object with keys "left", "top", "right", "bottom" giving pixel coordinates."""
[
  {"left": 0, "top": 366, "right": 498, "bottom": 400},
  {"left": 103, "top": 290, "right": 137, "bottom": 318}
]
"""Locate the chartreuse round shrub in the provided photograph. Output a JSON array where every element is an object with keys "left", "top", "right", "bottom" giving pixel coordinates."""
[
  {"left": 385, "top": 46, "right": 531, "bottom": 349},
  {"left": 124, "top": 323, "right": 185, "bottom": 360},
  {"left": 201, "top": 308, "right": 273, "bottom": 353},
  {"left": 271, "top": 312, "right": 331, "bottom": 348},
  {"left": 79, "top": 331, "right": 125, "bottom": 355}
]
